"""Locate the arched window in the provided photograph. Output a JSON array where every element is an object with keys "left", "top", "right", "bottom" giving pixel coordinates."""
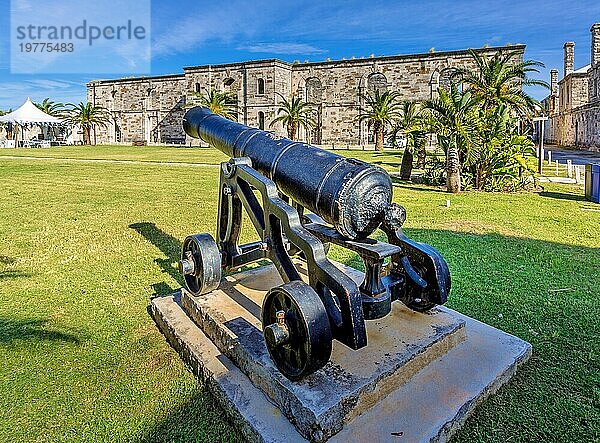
[
  {"left": 305, "top": 77, "right": 323, "bottom": 103},
  {"left": 367, "top": 73, "right": 387, "bottom": 93},
  {"left": 257, "top": 78, "right": 265, "bottom": 95},
  {"left": 258, "top": 111, "right": 265, "bottom": 130},
  {"left": 194, "top": 82, "right": 201, "bottom": 93},
  {"left": 439, "top": 68, "right": 457, "bottom": 92}
]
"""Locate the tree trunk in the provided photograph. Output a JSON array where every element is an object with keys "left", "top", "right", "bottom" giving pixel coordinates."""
[
  {"left": 374, "top": 122, "right": 384, "bottom": 151},
  {"left": 416, "top": 137, "right": 427, "bottom": 168},
  {"left": 446, "top": 144, "right": 461, "bottom": 193},
  {"left": 476, "top": 167, "right": 483, "bottom": 190},
  {"left": 83, "top": 126, "right": 90, "bottom": 145},
  {"left": 399, "top": 145, "right": 413, "bottom": 180},
  {"left": 287, "top": 122, "right": 297, "bottom": 140}
]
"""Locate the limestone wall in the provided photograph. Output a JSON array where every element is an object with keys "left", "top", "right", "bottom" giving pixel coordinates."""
[
  {"left": 559, "top": 74, "right": 589, "bottom": 113},
  {"left": 546, "top": 69, "right": 599, "bottom": 149},
  {"left": 547, "top": 105, "right": 600, "bottom": 150},
  {"left": 289, "top": 49, "right": 512, "bottom": 144},
  {"left": 88, "top": 46, "right": 525, "bottom": 146},
  {"left": 88, "top": 74, "right": 187, "bottom": 145},
  {"left": 543, "top": 24, "right": 600, "bottom": 150}
]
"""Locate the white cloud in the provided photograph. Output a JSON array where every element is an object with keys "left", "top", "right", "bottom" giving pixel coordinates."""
[
  {"left": 0, "top": 79, "right": 86, "bottom": 109},
  {"left": 152, "top": 12, "right": 238, "bottom": 57},
  {"left": 10, "top": 0, "right": 34, "bottom": 13},
  {"left": 238, "top": 42, "right": 326, "bottom": 55},
  {"left": 151, "top": 2, "right": 265, "bottom": 58},
  {"left": 9, "top": 0, "right": 151, "bottom": 74}
]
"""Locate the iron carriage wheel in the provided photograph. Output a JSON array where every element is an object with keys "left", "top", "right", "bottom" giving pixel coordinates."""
[
  {"left": 179, "top": 233, "right": 222, "bottom": 296},
  {"left": 400, "top": 261, "right": 436, "bottom": 312},
  {"left": 262, "top": 281, "right": 332, "bottom": 380},
  {"left": 402, "top": 295, "right": 436, "bottom": 313}
]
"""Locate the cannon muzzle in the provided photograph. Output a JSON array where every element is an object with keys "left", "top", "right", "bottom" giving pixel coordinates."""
[{"left": 183, "top": 107, "right": 393, "bottom": 240}]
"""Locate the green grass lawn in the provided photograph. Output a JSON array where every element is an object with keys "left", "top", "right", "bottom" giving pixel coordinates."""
[
  {"left": 0, "top": 146, "right": 598, "bottom": 442},
  {"left": 0, "top": 145, "right": 407, "bottom": 171},
  {"left": 0, "top": 144, "right": 230, "bottom": 165}
]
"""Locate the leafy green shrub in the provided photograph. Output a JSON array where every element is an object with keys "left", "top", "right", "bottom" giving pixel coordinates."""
[
  {"left": 417, "top": 154, "right": 446, "bottom": 186},
  {"left": 464, "top": 105, "right": 537, "bottom": 192}
]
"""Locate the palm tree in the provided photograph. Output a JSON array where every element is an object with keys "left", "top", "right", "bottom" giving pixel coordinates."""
[
  {"left": 423, "top": 84, "right": 479, "bottom": 193},
  {"left": 452, "top": 49, "right": 549, "bottom": 116},
  {"left": 35, "top": 99, "right": 65, "bottom": 140},
  {"left": 393, "top": 101, "right": 427, "bottom": 180},
  {"left": 193, "top": 89, "right": 237, "bottom": 120},
  {"left": 35, "top": 98, "right": 64, "bottom": 117},
  {"left": 357, "top": 90, "right": 402, "bottom": 151},
  {"left": 269, "top": 93, "right": 316, "bottom": 140},
  {"left": 63, "top": 102, "right": 111, "bottom": 145}
]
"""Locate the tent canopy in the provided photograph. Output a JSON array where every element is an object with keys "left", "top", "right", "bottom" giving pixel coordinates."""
[{"left": 0, "top": 98, "right": 62, "bottom": 126}]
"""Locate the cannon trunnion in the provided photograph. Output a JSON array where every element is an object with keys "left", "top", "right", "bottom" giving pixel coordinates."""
[{"left": 180, "top": 107, "right": 451, "bottom": 380}]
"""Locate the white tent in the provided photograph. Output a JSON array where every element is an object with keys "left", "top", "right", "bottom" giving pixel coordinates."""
[
  {"left": 0, "top": 98, "right": 64, "bottom": 147},
  {"left": 0, "top": 98, "right": 62, "bottom": 126}
]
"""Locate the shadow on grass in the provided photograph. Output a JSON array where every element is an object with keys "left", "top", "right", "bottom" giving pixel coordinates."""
[
  {"left": 0, "top": 270, "right": 31, "bottom": 280},
  {"left": 137, "top": 392, "right": 240, "bottom": 443},
  {"left": 369, "top": 151, "right": 403, "bottom": 169},
  {"left": 0, "top": 317, "right": 80, "bottom": 344},
  {"left": 130, "top": 222, "right": 184, "bottom": 290},
  {"left": 371, "top": 160, "right": 402, "bottom": 169},
  {"left": 538, "top": 191, "right": 585, "bottom": 202},
  {"left": 151, "top": 282, "right": 177, "bottom": 298},
  {"left": 0, "top": 256, "right": 31, "bottom": 280},
  {"left": 392, "top": 180, "right": 447, "bottom": 193}
]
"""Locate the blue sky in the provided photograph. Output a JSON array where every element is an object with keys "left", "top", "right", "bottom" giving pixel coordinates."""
[{"left": 0, "top": 0, "right": 599, "bottom": 109}]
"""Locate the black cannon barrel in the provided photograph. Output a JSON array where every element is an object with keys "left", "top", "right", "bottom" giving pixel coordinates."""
[{"left": 183, "top": 107, "right": 393, "bottom": 240}]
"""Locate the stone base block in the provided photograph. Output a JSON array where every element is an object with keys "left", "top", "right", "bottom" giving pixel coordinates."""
[
  {"left": 181, "top": 264, "right": 466, "bottom": 441},
  {"left": 150, "top": 263, "right": 531, "bottom": 443}
]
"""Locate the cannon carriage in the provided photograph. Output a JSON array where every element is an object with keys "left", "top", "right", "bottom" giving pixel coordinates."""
[{"left": 179, "top": 107, "right": 451, "bottom": 380}]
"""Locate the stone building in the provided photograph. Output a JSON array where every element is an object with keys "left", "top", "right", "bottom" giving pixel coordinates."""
[
  {"left": 87, "top": 45, "right": 524, "bottom": 146},
  {"left": 543, "top": 23, "right": 600, "bottom": 150}
]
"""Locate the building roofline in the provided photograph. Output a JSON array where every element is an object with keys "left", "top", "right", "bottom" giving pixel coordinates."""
[
  {"left": 182, "top": 45, "right": 525, "bottom": 71},
  {"left": 183, "top": 58, "right": 291, "bottom": 71},
  {"left": 88, "top": 44, "right": 526, "bottom": 85},
  {"left": 87, "top": 73, "right": 185, "bottom": 86},
  {"left": 294, "top": 45, "right": 525, "bottom": 68}
]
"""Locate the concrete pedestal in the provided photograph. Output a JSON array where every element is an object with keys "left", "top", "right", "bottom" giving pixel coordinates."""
[{"left": 150, "top": 263, "right": 531, "bottom": 443}]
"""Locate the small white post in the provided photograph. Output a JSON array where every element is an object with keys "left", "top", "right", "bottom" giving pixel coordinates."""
[
  {"left": 567, "top": 160, "right": 573, "bottom": 178},
  {"left": 446, "top": 199, "right": 451, "bottom": 208},
  {"left": 547, "top": 150, "right": 552, "bottom": 165},
  {"left": 555, "top": 160, "right": 559, "bottom": 176},
  {"left": 575, "top": 165, "right": 581, "bottom": 183}
]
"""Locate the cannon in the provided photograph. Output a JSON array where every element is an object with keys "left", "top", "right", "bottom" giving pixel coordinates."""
[{"left": 180, "top": 107, "right": 451, "bottom": 380}]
